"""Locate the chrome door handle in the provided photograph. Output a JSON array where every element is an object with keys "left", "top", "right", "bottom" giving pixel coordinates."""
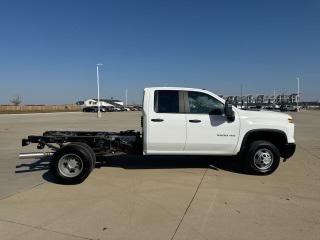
[
  {"left": 151, "top": 118, "right": 164, "bottom": 122},
  {"left": 189, "top": 119, "right": 201, "bottom": 123}
]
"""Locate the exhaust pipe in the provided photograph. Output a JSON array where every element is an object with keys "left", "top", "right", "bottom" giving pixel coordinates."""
[{"left": 19, "top": 152, "right": 54, "bottom": 159}]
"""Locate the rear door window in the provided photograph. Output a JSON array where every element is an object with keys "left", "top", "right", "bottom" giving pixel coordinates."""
[{"left": 154, "top": 90, "right": 180, "bottom": 113}]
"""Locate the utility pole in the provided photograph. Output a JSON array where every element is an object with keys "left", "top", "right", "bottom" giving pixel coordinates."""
[
  {"left": 297, "top": 77, "right": 300, "bottom": 112},
  {"left": 273, "top": 89, "right": 276, "bottom": 110},
  {"left": 240, "top": 84, "right": 243, "bottom": 109},
  {"left": 125, "top": 88, "right": 128, "bottom": 106},
  {"left": 96, "top": 64, "right": 103, "bottom": 118}
]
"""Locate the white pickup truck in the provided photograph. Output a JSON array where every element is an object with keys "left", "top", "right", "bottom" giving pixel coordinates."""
[{"left": 20, "top": 87, "right": 296, "bottom": 184}]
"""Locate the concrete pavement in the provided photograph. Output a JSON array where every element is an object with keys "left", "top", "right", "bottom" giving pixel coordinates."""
[{"left": 0, "top": 111, "right": 319, "bottom": 240}]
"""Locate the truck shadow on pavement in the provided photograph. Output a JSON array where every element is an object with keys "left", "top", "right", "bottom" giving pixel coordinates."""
[
  {"left": 95, "top": 154, "right": 243, "bottom": 173},
  {"left": 16, "top": 155, "right": 246, "bottom": 184},
  {"left": 16, "top": 157, "right": 50, "bottom": 173}
]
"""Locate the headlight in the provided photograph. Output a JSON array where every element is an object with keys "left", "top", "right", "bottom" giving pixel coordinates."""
[{"left": 288, "top": 116, "right": 294, "bottom": 123}]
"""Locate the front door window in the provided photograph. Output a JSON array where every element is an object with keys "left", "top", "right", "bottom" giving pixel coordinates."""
[{"left": 188, "top": 91, "right": 224, "bottom": 114}]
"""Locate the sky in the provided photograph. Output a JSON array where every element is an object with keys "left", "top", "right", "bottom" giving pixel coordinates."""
[{"left": 0, "top": 0, "right": 319, "bottom": 104}]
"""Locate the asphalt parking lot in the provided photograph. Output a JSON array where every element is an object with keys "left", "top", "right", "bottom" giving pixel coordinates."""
[{"left": 0, "top": 111, "right": 319, "bottom": 240}]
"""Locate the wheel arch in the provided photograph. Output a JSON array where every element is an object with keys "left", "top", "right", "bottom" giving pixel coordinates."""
[{"left": 240, "top": 129, "right": 288, "bottom": 158}]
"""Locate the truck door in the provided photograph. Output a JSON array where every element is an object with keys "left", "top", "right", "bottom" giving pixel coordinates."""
[
  {"left": 146, "top": 90, "right": 186, "bottom": 154},
  {"left": 184, "top": 91, "right": 239, "bottom": 155}
]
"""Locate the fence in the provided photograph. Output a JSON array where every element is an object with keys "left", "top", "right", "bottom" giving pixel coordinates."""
[{"left": 0, "top": 104, "right": 81, "bottom": 113}]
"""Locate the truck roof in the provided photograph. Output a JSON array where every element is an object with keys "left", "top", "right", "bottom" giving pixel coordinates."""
[{"left": 144, "top": 86, "right": 206, "bottom": 92}]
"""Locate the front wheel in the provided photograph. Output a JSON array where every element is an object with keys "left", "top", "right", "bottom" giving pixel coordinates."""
[
  {"left": 244, "top": 140, "right": 280, "bottom": 175},
  {"left": 50, "top": 143, "right": 96, "bottom": 184}
]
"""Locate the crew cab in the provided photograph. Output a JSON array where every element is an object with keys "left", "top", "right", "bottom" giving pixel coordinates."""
[{"left": 20, "top": 87, "right": 296, "bottom": 184}]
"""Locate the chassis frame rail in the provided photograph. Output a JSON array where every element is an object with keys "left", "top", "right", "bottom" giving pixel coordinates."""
[{"left": 22, "top": 130, "right": 142, "bottom": 155}]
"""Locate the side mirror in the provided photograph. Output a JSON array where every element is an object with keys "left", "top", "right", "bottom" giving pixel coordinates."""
[
  {"left": 224, "top": 102, "right": 235, "bottom": 122},
  {"left": 210, "top": 108, "right": 223, "bottom": 115}
]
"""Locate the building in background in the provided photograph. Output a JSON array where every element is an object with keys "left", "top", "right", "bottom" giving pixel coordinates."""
[
  {"left": 81, "top": 98, "right": 124, "bottom": 107},
  {"left": 78, "top": 92, "right": 302, "bottom": 109},
  {"left": 222, "top": 92, "right": 301, "bottom": 108}
]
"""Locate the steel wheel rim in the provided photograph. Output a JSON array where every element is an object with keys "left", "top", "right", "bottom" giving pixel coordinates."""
[
  {"left": 253, "top": 148, "right": 274, "bottom": 170},
  {"left": 58, "top": 154, "right": 83, "bottom": 178}
]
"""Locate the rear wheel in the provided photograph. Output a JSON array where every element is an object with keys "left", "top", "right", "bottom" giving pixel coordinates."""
[
  {"left": 244, "top": 140, "right": 280, "bottom": 175},
  {"left": 50, "top": 143, "right": 96, "bottom": 184},
  {"left": 73, "top": 142, "right": 96, "bottom": 166}
]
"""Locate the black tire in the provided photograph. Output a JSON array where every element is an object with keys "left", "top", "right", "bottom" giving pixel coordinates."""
[
  {"left": 73, "top": 142, "right": 96, "bottom": 168},
  {"left": 50, "top": 143, "right": 96, "bottom": 184},
  {"left": 244, "top": 140, "right": 280, "bottom": 175}
]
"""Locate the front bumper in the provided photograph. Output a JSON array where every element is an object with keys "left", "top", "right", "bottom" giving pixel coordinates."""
[{"left": 282, "top": 143, "right": 296, "bottom": 159}]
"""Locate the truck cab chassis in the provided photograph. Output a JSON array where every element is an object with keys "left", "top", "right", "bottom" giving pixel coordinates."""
[{"left": 20, "top": 87, "right": 296, "bottom": 184}]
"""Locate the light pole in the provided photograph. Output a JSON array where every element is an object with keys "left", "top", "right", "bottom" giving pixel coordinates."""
[
  {"left": 96, "top": 64, "right": 103, "bottom": 118},
  {"left": 125, "top": 88, "right": 128, "bottom": 106},
  {"left": 296, "top": 77, "right": 300, "bottom": 112}
]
